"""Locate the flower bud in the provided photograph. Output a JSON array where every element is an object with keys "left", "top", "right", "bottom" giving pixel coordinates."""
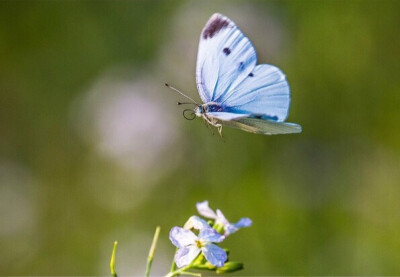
[
  {"left": 216, "top": 261, "right": 243, "bottom": 273},
  {"left": 213, "top": 223, "right": 225, "bottom": 234}
]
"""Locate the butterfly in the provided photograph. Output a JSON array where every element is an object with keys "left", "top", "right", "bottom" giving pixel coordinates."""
[{"left": 167, "top": 13, "right": 302, "bottom": 136}]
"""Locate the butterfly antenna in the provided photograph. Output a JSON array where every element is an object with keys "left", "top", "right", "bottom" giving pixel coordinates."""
[{"left": 165, "top": 83, "right": 198, "bottom": 105}]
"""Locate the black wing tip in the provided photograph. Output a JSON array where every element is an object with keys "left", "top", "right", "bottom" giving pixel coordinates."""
[{"left": 202, "top": 13, "right": 231, "bottom": 40}]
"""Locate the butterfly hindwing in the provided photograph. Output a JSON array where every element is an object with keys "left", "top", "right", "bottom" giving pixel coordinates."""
[
  {"left": 235, "top": 117, "right": 301, "bottom": 134},
  {"left": 208, "top": 113, "right": 301, "bottom": 135},
  {"left": 196, "top": 13, "right": 257, "bottom": 103}
]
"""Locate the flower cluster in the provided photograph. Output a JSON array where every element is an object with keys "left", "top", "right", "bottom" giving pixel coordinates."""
[
  {"left": 109, "top": 200, "right": 252, "bottom": 277},
  {"left": 168, "top": 201, "right": 252, "bottom": 274}
]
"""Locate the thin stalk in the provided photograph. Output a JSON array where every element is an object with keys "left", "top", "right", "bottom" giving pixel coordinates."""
[
  {"left": 145, "top": 226, "right": 161, "bottom": 277},
  {"left": 110, "top": 241, "right": 118, "bottom": 277},
  {"left": 170, "top": 248, "right": 177, "bottom": 272},
  {"left": 180, "top": 271, "right": 201, "bottom": 276}
]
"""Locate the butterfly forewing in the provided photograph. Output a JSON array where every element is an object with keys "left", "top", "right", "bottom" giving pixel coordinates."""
[
  {"left": 196, "top": 13, "right": 257, "bottom": 103},
  {"left": 221, "top": 64, "right": 290, "bottom": 122}
]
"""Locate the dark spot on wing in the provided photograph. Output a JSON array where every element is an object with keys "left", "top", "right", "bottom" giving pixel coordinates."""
[
  {"left": 253, "top": 114, "right": 279, "bottom": 121},
  {"left": 203, "top": 15, "right": 229, "bottom": 39},
  {"left": 238, "top": 62, "right": 245, "bottom": 71},
  {"left": 223, "top": 47, "right": 231, "bottom": 55},
  {"left": 248, "top": 72, "right": 254, "bottom": 77}
]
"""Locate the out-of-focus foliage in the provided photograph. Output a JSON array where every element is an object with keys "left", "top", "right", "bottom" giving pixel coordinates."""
[{"left": 0, "top": 0, "right": 399, "bottom": 275}]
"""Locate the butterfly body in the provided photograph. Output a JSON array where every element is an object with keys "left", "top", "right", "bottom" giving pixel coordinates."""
[
  {"left": 194, "top": 102, "right": 224, "bottom": 115},
  {"left": 175, "top": 13, "right": 302, "bottom": 136},
  {"left": 194, "top": 103, "right": 224, "bottom": 135}
]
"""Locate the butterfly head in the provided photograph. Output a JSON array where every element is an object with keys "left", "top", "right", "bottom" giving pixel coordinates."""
[
  {"left": 194, "top": 105, "right": 204, "bottom": 117},
  {"left": 183, "top": 104, "right": 218, "bottom": 121}
]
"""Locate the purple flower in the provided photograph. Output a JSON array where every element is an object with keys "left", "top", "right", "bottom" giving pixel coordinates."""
[
  {"left": 169, "top": 226, "right": 227, "bottom": 268},
  {"left": 183, "top": 215, "right": 210, "bottom": 230},
  {"left": 196, "top": 201, "right": 252, "bottom": 236}
]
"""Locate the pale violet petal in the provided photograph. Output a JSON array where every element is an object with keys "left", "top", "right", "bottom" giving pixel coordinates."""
[
  {"left": 196, "top": 200, "right": 218, "bottom": 219},
  {"left": 174, "top": 245, "right": 201, "bottom": 268},
  {"left": 225, "top": 218, "right": 252, "bottom": 236},
  {"left": 198, "top": 228, "right": 225, "bottom": 243},
  {"left": 183, "top": 216, "right": 210, "bottom": 230},
  {"left": 224, "top": 224, "right": 238, "bottom": 236},
  {"left": 233, "top": 217, "right": 252, "bottom": 228},
  {"left": 216, "top": 209, "right": 230, "bottom": 225},
  {"left": 201, "top": 244, "right": 227, "bottom": 267},
  {"left": 169, "top": 227, "right": 197, "bottom": 248}
]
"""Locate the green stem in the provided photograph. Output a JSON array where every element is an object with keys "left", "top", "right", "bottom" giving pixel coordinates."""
[
  {"left": 164, "top": 265, "right": 190, "bottom": 277},
  {"left": 145, "top": 226, "right": 161, "bottom": 277},
  {"left": 170, "top": 248, "right": 177, "bottom": 272},
  {"left": 180, "top": 271, "right": 201, "bottom": 276},
  {"left": 110, "top": 241, "right": 118, "bottom": 277}
]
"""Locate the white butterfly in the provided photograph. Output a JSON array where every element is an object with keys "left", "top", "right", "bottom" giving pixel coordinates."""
[{"left": 167, "top": 13, "right": 302, "bottom": 136}]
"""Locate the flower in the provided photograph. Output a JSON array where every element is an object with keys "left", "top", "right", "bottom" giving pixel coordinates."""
[
  {"left": 169, "top": 226, "right": 227, "bottom": 268},
  {"left": 183, "top": 215, "right": 210, "bottom": 230},
  {"left": 196, "top": 200, "right": 252, "bottom": 236}
]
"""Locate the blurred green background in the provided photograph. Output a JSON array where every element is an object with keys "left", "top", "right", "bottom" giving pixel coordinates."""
[{"left": 1, "top": 0, "right": 400, "bottom": 275}]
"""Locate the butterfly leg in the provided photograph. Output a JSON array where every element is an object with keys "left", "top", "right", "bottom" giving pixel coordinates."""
[
  {"left": 202, "top": 114, "right": 219, "bottom": 136},
  {"left": 203, "top": 114, "right": 224, "bottom": 138},
  {"left": 217, "top": 124, "right": 223, "bottom": 138},
  {"left": 202, "top": 118, "right": 214, "bottom": 135},
  {"left": 208, "top": 117, "right": 223, "bottom": 137}
]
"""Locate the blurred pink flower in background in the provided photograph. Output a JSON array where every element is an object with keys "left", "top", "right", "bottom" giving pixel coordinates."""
[{"left": 72, "top": 73, "right": 182, "bottom": 173}]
